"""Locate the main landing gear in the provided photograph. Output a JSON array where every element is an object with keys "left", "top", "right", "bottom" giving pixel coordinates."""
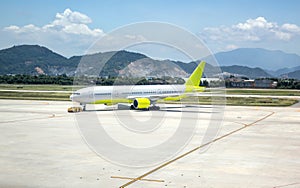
[
  {"left": 149, "top": 105, "right": 160, "bottom": 110},
  {"left": 130, "top": 105, "right": 160, "bottom": 111}
]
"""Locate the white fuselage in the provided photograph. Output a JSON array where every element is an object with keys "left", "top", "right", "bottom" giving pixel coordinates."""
[{"left": 70, "top": 84, "right": 186, "bottom": 104}]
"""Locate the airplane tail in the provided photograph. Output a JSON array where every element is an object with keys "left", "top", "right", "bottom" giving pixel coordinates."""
[
  {"left": 184, "top": 61, "right": 206, "bottom": 92},
  {"left": 185, "top": 61, "right": 206, "bottom": 86}
]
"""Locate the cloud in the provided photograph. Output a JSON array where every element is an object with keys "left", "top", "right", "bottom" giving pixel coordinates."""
[
  {"left": 41, "top": 8, "right": 103, "bottom": 36},
  {"left": 4, "top": 8, "right": 103, "bottom": 36},
  {"left": 55, "top": 8, "right": 92, "bottom": 25},
  {"left": 202, "top": 17, "right": 300, "bottom": 42},
  {"left": 4, "top": 24, "right": 40, "bottom": 33},
  {"left": 2, "top": 8, "right": 105, "bottom": 56},
  {"left": 281, "top": 23, "right": 300, "bottom": 33},
  {"left": 234, "top": 17, "right": 274, "bottom": 31}
]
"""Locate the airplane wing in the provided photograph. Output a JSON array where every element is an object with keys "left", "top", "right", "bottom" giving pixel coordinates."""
[
  {"left": 185, "top": 91, "right": 225, "bottom": 97},
  {"left": 126, "top": 91, "right": 223, "bottom": 101},
  {"left": 127, "top": 93, "right": 181, "bottom": 101}
]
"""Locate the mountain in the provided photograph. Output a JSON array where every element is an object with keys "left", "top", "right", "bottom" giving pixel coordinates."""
[
  {"left": 269, "top": 65, "right": 300, "bottom": 76},
  {"left": 0, "top": 45, "right": 71, "bottom": 75},
  {"left": 204, "top": 48, "right": 300, "bottom": 71},
  {"left": 119, "top": 58, "right": 188, "bottom": 78},
  {"left": 0, "top": 45, "right": 147, "bottom": 76},
  {"left": 282, "top": 70, "right": 300, "bottom": 80},
  {"left": 0, "top": 45, "right": 187, "bottom": 77},
  {"left": 173, "top": 61, "right": 224, "bottom": 78},
  {"left": 172, "top": 61, "right": 197, "bottom": 73},
  {"left": 0, "top": 45, "right": 298, "bottom": 79},
  {"left": 74, "top": 50, "right": 147, "bottom": 77},
  {"left": 173, "top": 61, "right": 271, "bottom": 78},
  {"left": 221, "top": 65, "right": 272, "bottom": 78}
]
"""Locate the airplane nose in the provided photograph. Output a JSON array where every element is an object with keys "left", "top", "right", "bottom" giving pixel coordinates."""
[{"left": 70, "top": 94, "right": 74, "bottom": 101}]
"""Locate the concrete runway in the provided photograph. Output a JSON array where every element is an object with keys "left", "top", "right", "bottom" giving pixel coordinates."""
[{"left": 0, "top": 99, "right": 299, "bottom": 188}]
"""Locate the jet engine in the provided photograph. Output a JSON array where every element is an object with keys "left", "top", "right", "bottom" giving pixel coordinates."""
[{"left": 132, "top": 98, "right": 151, "bottom": 109}]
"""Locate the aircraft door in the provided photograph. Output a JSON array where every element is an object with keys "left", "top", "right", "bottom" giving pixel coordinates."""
[
  {"left": 88, "top": 90, "right": 94, "bottom": 99},
  {"left": 157, "top": 89, "right": 162, "bottom": 94}
]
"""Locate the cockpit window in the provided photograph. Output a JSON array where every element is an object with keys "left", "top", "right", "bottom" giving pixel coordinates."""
[{"left": 73, "top": 93, "right": 81, "bottom": 95}]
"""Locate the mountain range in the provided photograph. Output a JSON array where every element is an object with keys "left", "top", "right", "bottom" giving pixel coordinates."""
[
  {"left": 204, "top": 48, "right": 300, "bottom": 71},
  {"left": 0, "top": 45, "right": 299, "bottom": 79}
]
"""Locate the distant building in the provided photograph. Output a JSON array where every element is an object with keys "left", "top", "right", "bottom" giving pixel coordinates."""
[
  {"left": 228, "top": 78, "right": 255, "bottom": 88},
  {"left": 234, "top": 80, "right": 254, "bottom": 88},
  {"left": 254, "top": 79, "right": 277, "bottom": 88},
  {"left": 201, "top": 78, "right": 222, "bottom": 83},
  {"left": 226, "top": 77, "right": 277, "bottom": 88}
]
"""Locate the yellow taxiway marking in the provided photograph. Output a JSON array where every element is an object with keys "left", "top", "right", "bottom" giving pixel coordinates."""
[
  {"left": 119, "top": 110, "right": 275, "bottom": 188},
  {"left": 111, "top": 176, "right": 164, "bottom": 183}
]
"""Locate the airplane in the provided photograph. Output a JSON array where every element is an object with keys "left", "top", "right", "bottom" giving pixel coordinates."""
[{"left": 69, "top": 61, "right": 206, "bottom": 111}]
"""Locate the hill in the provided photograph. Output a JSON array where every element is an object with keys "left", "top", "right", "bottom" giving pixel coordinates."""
[
  {"left": 0, "top": 45, "right": 71, "bottom": 75},
  {"left": 204, "top": 48, "right": 300, "bottom": 71},
  {"left": 119, "top": 58, "right": 188, "bottom": 78},
  {"left": 221, "top": 65, "right": 272, "bottom": 78},
  {"left": 282, "top": 70, "right": 300, "bottom": 80},
  {"left": 0, "top": 45, "right": 188, "bottom": 77},
  {"left": 270, "top": 65, "right": 300, "bottom": 76},
  {"left": 0, "top": 45, "right": 298, "bottom": 79},
  {"left": 74, "top": 50, "right": 147, "bottom": 77},
  {"left": 0, "top": 45, "right": 147, "bottom": 76}
]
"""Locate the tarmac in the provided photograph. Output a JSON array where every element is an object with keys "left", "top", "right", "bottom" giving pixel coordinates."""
[{"left": 0, "top": 99, "right": 299, "bottom": 188}]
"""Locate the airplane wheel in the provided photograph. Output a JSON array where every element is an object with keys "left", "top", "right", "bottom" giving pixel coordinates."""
[
  {"left": 130, "top": 105, "right": 135, "bottom": 110},
  {"left": 149, "top": 106, "right": 160, "bottom": 111}
]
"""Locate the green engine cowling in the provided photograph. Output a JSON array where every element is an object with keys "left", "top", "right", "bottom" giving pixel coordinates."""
[{"left": 133, "top": 98, "right": 151, "bottom": 109}]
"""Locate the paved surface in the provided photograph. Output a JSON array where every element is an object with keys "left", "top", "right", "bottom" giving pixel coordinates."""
[
  {"left": 225, "top": 94, "right": 300, "bottom": 100},
  {"left": 0, "top": 100, "right": 299, "bottom": 188},
  {"left": 197, "top": 92, "right": 300, "bottom": 100}
]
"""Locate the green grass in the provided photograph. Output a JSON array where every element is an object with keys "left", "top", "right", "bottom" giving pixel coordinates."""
[
  {"left": 0, "top": 91, "right": 70, "bottom": 101},
  {"left": 166, "top": 96, "right": 298, "bottom": 107},
  {"left": 0, "top": 84, "right": 83, "bottom": 91},
  {"left": 226, "top": 89, "right": 300, "bottom": 96},
  {"left": 224, "top": 97, "right": 298, "bottom": 106}
]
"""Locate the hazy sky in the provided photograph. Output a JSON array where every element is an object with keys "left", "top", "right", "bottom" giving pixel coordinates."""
[{"left": 1, "top": 0, "right": 300, "bottom": 59}]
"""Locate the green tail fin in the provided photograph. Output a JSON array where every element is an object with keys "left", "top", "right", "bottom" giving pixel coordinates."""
[{"left": 185, "top": 61, "right": 206, "bottom": 86}]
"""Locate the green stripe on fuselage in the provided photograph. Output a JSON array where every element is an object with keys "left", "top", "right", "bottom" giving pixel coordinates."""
[
  {"left": 92, "top": 99, "right": 132, "bottom": 105},
  {"left": 163, "top": 96, "right": 184, "bottom": 101}
]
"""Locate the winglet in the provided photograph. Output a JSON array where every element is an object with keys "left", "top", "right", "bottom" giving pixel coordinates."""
[{"left": 185, "top": 61, "right": 206, "bottom": 86}]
